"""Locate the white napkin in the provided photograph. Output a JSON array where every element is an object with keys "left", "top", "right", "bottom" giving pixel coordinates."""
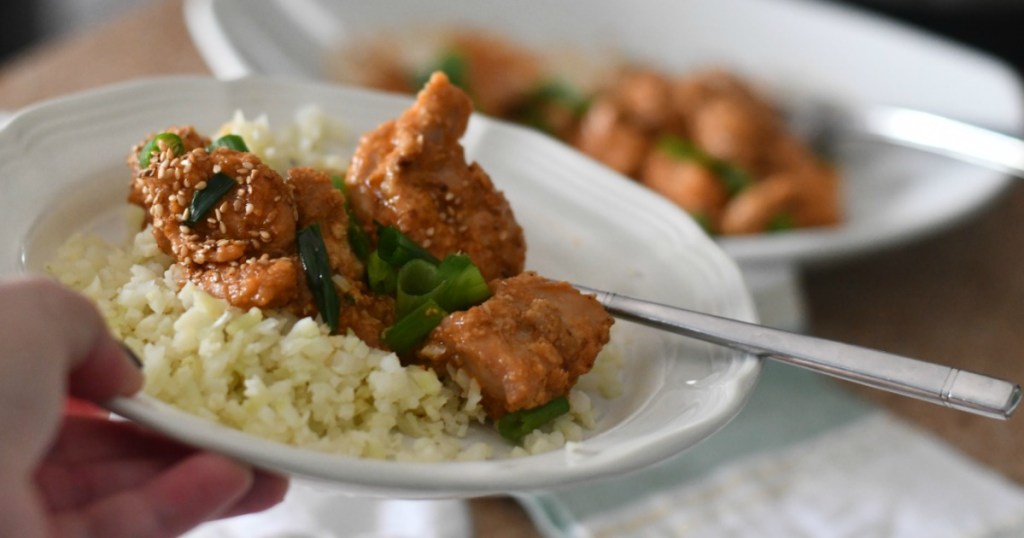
[{"left": 569, "top": 413, "right": 1024, "bottom": 538}]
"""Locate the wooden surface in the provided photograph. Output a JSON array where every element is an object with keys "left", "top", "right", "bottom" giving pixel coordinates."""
[{"left": 3, "top": 0, "right": 1021, "bottom": 535}]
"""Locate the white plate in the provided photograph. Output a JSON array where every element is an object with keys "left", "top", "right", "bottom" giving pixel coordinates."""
[
  {"left": 0, "top": 76, "right": 759, "bottom": 497},
  {"left": 184, "top": 0, "right": 1023, "bottom": 269}
]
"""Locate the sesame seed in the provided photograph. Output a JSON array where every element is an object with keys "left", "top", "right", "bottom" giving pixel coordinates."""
[
  {"left": 152, "top": 204, "right": 164, "bottom": 217},
  {"left": 213, "top": 164, "right": 222, "bottom": 173},
  {"left": 425, "top": 227, "right": 435, "bottom": 237},
  {"left": 245, "top": 203, "right": 254, "bottom": 215},
  {"left": 259, "top": 231, "right": 271, "bottom": 241},
  {"left": 243, "top": 161, "right": 254, "bottom": 170},
  {"left": 195, "top": 181, "right": 207, "bottom": 190},
  {"left": 219, "top": 221, "right": 226, "bottom": 234}
]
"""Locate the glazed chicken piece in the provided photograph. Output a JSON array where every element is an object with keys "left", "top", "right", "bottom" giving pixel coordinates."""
[
  {"left": 130, "top": 133, "right": 385, "bottom": 334},
  {"left": 417, "top": 272, "right": 613, "bottom": 418},
  {"left": 135, "top": 145, "right": 296, "bottom": 265},
  {"left": 720, "top": 167, "right": 841, "bottom": 234},
  {"left": 189, "top": 257, "right": 308, "bottom": 311},
  {"left": 345, "top": 71, "right": 526, "bottom": 281},
  {"left": 127, "top": 126, "right": 210, "bottom": 207},
  {"left": 641, "top": 149, "right": 730, "bottom": 229},
  {"left": 574, "top": 96, "right": 652, "bottom": 177}
]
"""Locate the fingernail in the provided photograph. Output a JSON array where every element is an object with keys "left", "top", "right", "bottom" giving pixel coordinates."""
[{"left": 119, "top": 341, "right": 143, "bottom": 369}]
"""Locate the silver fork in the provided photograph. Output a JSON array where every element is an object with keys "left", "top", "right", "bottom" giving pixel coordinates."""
[
  {"left": 788, "top": 101, "right": 1024, "bottom": 178},
  {"left": 576, "top": 285, "right": 1021, "bottom": 420}
]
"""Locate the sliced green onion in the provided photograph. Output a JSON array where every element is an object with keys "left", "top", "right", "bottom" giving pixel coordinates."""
[
  {"left": 138, "top": 132, "right": 185, "bottom": 169},
  {"left": 497, "top": 396, "right": 571, "bottom": 443},
  {"left": 656, "top": 135, "right": 753, "bottom": 196},
  {"left": 395, "top": 259, "right": 443, "bottom": 318},
  {"left": 381, "top": 298, "right": 448, "bottom": 354},
  {"left": 413, "top": 50, "right": 469, "bottom": 91},
  {"left": 377, "top": 226, "right": 439, "bottom": 267},
  {"left": 508, "top": 79, "right": 591, "bottom": 135},
  {"left": 656, "top": 135, "right": 710, "bottom": 165},
  {"left": 367, "top": 250, "right": 397, "bottom": 295},
  {"left": 185, "top": 172, "right": 235, "bottom": 226},
  {"left": 434, "top": 254, "right": 490, "bottom": 311},
  {"left": 712, "top": 161, "right": 754, "bottom": 197},
  {"left": 767, "top": 212, "right": 796, "bottom": 232},
  {"left": 690, "top": 212, "right": 714, "bottom": 235},
  {"left": 333, "top": 177, "right": 372, "bottom": 262},
  {"left": 394, "top": 254, "right": 491, "bottom": 318},
  {"left": 208, "top": 134, "right": 249, "bottom": 152},
  {"left": 297, "top": 224, "right": 341, "bottom": 333},
  {"left": 533, "top": 80, "right": 590, "bottom": 115}
]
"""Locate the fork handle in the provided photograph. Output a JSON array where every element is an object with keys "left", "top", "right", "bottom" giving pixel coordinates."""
[
  {"left": 845, "top": 105, "right": 1024, "bottom": 179},
  {"left": 577, "top": 285, "right": 1021, "bottom": 419}
]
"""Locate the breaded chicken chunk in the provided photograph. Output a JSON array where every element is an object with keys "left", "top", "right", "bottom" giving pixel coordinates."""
[{"left": 345, "top": 72, "right": 526, "bottom": 281}]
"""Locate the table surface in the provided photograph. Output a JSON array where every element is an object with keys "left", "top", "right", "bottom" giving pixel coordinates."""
[{"left": 4, "top": 1, "right": 1023, "bottom": 536}]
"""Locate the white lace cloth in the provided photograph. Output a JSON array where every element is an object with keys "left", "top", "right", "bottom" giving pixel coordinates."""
[{"left": 572, "top": 413, "right": 1024, "bottom": 538}]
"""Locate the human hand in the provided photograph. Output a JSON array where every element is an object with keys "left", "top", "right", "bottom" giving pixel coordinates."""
[{"left": 0, "top": 277, "right": 289, "bottom": 537}]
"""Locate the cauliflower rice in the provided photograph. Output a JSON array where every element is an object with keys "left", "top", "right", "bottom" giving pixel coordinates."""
[{"left": 46, "top": 107, "right": 622, "bottom": 461}]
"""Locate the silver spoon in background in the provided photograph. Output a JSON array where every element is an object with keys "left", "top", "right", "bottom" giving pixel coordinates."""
[{"left": 575, "top": 285, "right": 1021, "bottom": 420}]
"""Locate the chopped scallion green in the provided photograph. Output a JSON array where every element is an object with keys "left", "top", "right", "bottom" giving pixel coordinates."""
[
  {"left": 497, "top": 396, "right": 571, "bottom": 443},
  {"left": 138, "top": 132, "right": 185, "bottom": 169},
  {"left": 297, "top": 224, "right": 341, "bottom": 333},
  {"left": 333, "top": 177, "right": 372, "bottom": 263},
  {"left": 413, "top": 51, "right": 470, "bottom": 91},
  {"left": 508, "top": 79, "right": 591, "bottom": 134},
  {"left": 377, "top": 226, "right": 439, "bottom": 267},
  {"left": 185, "top": 172, "right": 235, "bottom": 226},
  {"left": 395, "top": 259, "right": 443, "bottom": 318},
  {"left": 381, "top": 299, "right": 448, "bottom": 354},
  {"left": 767, "top": 212, "right": 796, "bottom": 232},
  {"left": 433, "top": 254, "right": 490, "bottom": 311},
  {"left": 656, "top": 135, "right": 709, "bottom": 165},
  {"left": 367, "top": 250, "right": 397, "bottom": 295},
  {"left": 208, "top": 134, "right": 249, "bottom": 152},
  {"left": 656, "top": 134, "right": 753, "bottom": 196}
]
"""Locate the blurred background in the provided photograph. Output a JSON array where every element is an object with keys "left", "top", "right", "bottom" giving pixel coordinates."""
[{"left": 2, "top": 0, "right": 1023, "bottom": 78}]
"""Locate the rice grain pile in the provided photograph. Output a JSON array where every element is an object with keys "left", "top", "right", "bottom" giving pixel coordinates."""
[{"left": 46, "top": 107, "right": 622, "bottom": 461}]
